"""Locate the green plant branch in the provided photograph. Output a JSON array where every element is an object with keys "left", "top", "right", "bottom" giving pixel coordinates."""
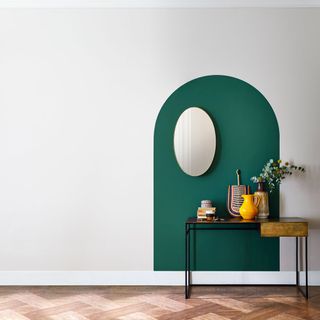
[{"left": 251, "top": 159, "right": 305, "bottom": 193}]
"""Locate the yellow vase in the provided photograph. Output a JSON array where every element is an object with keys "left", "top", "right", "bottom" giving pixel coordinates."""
[{"left": 239, "top": 194, "right": 260, "bottom": 220}]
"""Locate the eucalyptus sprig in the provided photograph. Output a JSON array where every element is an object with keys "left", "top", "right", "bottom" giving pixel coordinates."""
[{"left": 251, "top": 159, "right": 305, "bottom": 193}]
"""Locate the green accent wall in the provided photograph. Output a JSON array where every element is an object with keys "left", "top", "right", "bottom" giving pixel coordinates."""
[{"left": 154, "top": 75, "right": 280, "bottom": 271}]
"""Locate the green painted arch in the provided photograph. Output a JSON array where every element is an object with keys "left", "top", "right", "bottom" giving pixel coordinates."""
[{"left": 154, "top": 75, "right": 280, "bottom": 271}]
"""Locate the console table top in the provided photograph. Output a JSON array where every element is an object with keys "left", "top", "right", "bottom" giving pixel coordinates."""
[{"left": 186, "top": 217, "right": 308, "bottom": 224}]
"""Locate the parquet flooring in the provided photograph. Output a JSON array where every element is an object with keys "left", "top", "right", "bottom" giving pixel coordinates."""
[{"left": 0, "top": 286, "right": 318, "bottom": 320}]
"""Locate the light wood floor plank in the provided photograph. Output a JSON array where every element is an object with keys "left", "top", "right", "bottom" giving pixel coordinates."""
[
  {"left": 0, "top": 310, "right": 30, "bottom": 320},
  {"left": 139, "top": 294, "right": 192, "bottom": 312},
  {"left": 204, "top": 298, "right": 255, "bottom": 313},
  {"left": 191, "top": 313, "right": 230, "bottom": 320},
  {"left": 50, "top": 311, "right": 89, "bottom": 320},
  {"left": 266, "top": 313, "right": 304, "bottom": 320},
  {"left": 117, "top": 312, "right": 157, "bottom": 320}
]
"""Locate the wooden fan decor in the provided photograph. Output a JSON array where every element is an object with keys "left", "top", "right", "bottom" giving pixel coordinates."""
[{"left": 227, "top": 169, "right": 250, "bottom": 217}]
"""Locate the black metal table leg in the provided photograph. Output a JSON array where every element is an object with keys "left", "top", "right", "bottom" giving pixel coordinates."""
[
  {"left": 188, "top": 223, "right": 191, "bottom": 297},
  {"left": 305, "top": 236, "right": 309, "bottom": 298},
  {"left": 296, "top": 237, "right": 299, "bottom": 288},
  {"left": 185, "top": 223, "right": 188, "bottom": 298},
  {"left": 296, "top": 236, "right": 309, "bottom": 299},
  {"left": 185, "top": 223, "right": 191, "bottom": 299}
]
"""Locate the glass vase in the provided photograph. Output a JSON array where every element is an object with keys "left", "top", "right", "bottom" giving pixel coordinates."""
[{"left": 254, "top": 182, "right": 269, "bottom": 219}]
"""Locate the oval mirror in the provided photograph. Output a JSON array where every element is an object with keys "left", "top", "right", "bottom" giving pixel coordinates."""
[{"left": 174, "top": 107, "right": 216, "bottom": 176}]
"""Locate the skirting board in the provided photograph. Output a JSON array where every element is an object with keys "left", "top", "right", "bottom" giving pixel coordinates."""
[{"left": 0, "top": 271, "right": 318, "bottom": 285}]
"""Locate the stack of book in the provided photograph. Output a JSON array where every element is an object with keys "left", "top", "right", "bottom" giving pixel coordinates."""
[{"left": 197, "top": 207, "right": 216, "bottom": 221}]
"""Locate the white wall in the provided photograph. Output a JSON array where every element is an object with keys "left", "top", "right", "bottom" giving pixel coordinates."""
[{"left": 0, "top": 8, "right": 319, "bottom": 275}]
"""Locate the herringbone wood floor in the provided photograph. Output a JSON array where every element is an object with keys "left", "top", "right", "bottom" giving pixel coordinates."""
[{"left": 0, "top": 286, "right": 318, "bottom": 320}]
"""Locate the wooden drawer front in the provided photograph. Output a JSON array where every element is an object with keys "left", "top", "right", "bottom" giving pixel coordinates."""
[{"left": 261, "top": 222, "right": 308, "bottom": 237}]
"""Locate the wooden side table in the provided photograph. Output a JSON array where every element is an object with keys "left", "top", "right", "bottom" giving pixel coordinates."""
[{"left": 185, "top": 217, "right": 308, "bottom": 299}]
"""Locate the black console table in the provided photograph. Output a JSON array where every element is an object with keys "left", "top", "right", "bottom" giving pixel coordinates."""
[{"left": 185, "top": 217, "right": 308, "bottom": 299}]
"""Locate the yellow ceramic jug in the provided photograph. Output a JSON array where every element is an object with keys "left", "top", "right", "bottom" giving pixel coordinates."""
[{"left": 239, "top": 194, "right": 260, "bottom": 220}]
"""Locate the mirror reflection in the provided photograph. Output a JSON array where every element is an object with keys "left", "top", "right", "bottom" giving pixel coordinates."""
[{"left": 174, "top": 107, "right": 216, "bottom": 177}]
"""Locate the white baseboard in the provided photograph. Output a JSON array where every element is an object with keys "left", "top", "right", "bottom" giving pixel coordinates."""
[{"left": 0, "top": 271, "right": 319, "bottom": 285}]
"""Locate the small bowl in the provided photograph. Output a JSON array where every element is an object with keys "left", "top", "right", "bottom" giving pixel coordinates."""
[{"left": 206, "top": 213, "right": 215, "bottom": 222}]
